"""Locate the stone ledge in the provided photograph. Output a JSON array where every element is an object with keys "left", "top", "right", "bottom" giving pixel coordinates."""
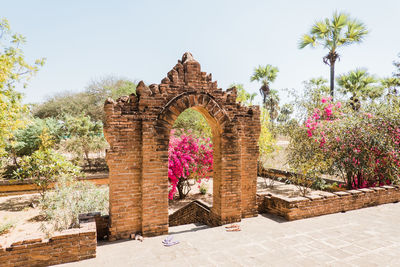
[{"left": 258, "top": 185, "right": 400, "bottom": 221}]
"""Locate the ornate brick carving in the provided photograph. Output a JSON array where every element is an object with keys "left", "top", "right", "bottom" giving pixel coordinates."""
[{"left": 104, "top": 52, "right": 260, "bottom": 239}]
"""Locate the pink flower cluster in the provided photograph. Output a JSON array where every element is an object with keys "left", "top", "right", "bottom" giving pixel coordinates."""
[
  {"left": 303, "top": 97, "right": 400, "bottom": 189},
  {"left": 168, "top": 130, "right": 213, "bottom": 199},
  {"left": 305, "top": 97, "right": 342, "bottom": 140}
]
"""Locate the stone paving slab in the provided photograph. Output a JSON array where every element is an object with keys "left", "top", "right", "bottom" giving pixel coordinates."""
[{"left": 61, "top": 203, "right": 400, "bottom": 267}]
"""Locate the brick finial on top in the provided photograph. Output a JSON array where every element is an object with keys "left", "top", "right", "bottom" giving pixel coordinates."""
[{"left": 104, "top": 52, "right": 260, "bottom": 240}]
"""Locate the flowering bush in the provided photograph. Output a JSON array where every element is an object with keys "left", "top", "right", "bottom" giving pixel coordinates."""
[
  {"left": 168, "top": 130, "right": 213, "bottom": 199},
  {"left": 289, "top": 96, "right": 400, "bottom": 190},
  {"left": 39, "top": 176, "right": 108, "bottom": 235}
]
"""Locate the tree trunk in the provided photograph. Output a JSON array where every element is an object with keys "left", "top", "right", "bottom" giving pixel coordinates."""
[
  {"left": 177, "top": 178, "right": 185, "bottom": 199},
  {"left": 330, "top": 61, "right": 335, "bottom": 99}
]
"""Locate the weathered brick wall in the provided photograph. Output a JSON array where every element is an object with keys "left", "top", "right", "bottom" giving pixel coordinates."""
[
  {"left": 257, "top": 186, "right": 400, "bottom": 220},
  {"left": 168, "top": 200, "right": 216, "bottom": 227},
  {"left": 104, "top": 52, "right": 260, "bottom": 239},
  {"left": 0, "top": 218, "right": 96, "bottom": 267}
]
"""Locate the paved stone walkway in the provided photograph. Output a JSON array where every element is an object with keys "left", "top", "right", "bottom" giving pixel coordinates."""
[{"left": 63, "top": 203, "right": 400, "bottom": 266}]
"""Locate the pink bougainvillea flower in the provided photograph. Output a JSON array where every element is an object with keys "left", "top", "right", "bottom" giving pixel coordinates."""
[{"left": 364, "top": 113, "right": 373, "bottom": 118}]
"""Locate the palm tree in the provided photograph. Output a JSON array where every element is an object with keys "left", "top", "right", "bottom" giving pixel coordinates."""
[
  {"left": 381, "top": 77, "right": 400, "bottom": 96},
  {"left": 299, "top": 12, "right": 368, "bottom": 98},
  {"left": 250, "top": 65, "right": 279, "bottom": 123},
  {"left": 231, "top": 83, "right": 257, "bottom": 106},
  {"left": 250, "top": 65, "right": 279, "bottom": 104},
  {"left": 337, "top": 69, "right": 380, "bottom": 110}
]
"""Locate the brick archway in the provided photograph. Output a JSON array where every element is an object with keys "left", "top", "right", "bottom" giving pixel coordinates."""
[{"left": 104, "top": 53, "right": 260, "bottom": 240}]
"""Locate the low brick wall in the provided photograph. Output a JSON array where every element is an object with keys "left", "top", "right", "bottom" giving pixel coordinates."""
[
  {"left": 0, "top": 174, "right": 109, "bottom": 196},
  {"left": 169, "top": 200, "right": 219, "bottom": 227},
  {"left": 0, "top": 217, "right": 97, "bottom": 266},
  {"left": 257, "top": 185, "right": 400, "bottom": 220}
]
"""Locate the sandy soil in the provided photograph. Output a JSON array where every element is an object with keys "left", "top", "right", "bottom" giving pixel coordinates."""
[{"left": 0, "top": 194, "right": 48, "bottom": 247}]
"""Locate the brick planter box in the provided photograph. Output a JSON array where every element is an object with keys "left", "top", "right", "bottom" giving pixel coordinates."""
[
  {"left": 0, "top": 216, "right": 97, "bottom": 267},
  {"left": 257, "top": 185, "right": 400, "bottom": 220}
]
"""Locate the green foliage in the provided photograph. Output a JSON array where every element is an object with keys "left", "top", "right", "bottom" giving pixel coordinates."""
[
  {"left": 277, "top": 104, "right": 294, "bottom": 123},
  {"left": 0, "top": 221, "right": 14, "bottom": 235},
  {"left": 6, "top": 117, "right": 64, "bottom": 158},
  {"left": 299, "top": 12, "right": 368, "bottom": 97},
  {"left": 259, "top": 107, "right": 276, "bottom": 161},
  {"left": 14, "top": 131, "right": 81, "bottom": 199},
  {"left": 381, "top": 77, "right": 400, "bottom": 96},
  {"left": 287, "top": 123, "right": 332, "bottom": 178},
  {"left": 289, "top": 77, "right": 342, "bottom": 121},
  {"left": 173, "top": 108, "right": 211, "bottom": 138},
  {"left": 302, "top": 78, "right": 330, "bottom": 112},
  {"left": 337, "top": 69, "right": 382, "bottom": 110},
  {"left": 0, "top": 18, "right": 45, "bottom": 156},
  {"left": 299, "top": 12, "right": 368, "bottom": 50},
  {"left": 250, "top": 65, "right": 279, "bottom": 84},
  {"left": 288, "top": 97, "right": 400, "bottom": 189},
  {"left": 199, "top": 182, "right": 208, "bottom": 195},
  {"left": 61, "top": 114, "right": 107, "bottom": 166},
  {"left": 250, "top": 65, "right": 280, "bottom": 123},
  {"left": 33, "top": 76, "right": 136, "bottom": 121},
  {"left": 39, "top": 176, "right": 108, "bottom": 233},
  {"left": 231, "top": 83, "right": 257, "bottom": 106}
]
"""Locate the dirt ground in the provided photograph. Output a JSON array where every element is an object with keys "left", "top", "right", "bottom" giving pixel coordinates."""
[
  {"left": 0, "top": 193, "right": 48, "bottom": 247},
  {"left": 168, "top": 179, "right": 213, "bottom": 214}
]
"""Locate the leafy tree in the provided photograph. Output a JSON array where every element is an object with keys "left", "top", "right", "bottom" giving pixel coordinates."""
[
  {"left": 381, "top": 77, "right": 400, "bottom": 97},
  {"left": 0, "top": 18, "right": 45, "bottom": 156},
  {"left": 173, "top": 109, "right": 211, "bottom": 138},
  {"left": 61, "top": 114, "right": 107, "bottom": 167},
  {"left": 277, "top": 104, "right": 294, "bottom": 123},
  {"left": 6, "top": 118, "right": 64, "bottom": 166},
  {"left": 304, "top": 78, "right": 330, "bottom": 107},
  {"left": 299, "top": 12, "right": 368, "bottom": 98},
  {"left": 33, "top": 76, "right": 136, "bottom": 121},
  {"left": 337, "top": 69, "right": 381, "bottom": 110},
  {"left": 231, "top": 83, "right": 257, "bottom": 106},
  {"left": 14, "top": 129, "right": 80, "bottom": 199},
  {"left": 259, "top": 107, "right": 276, "bottom": 162},
  {"left": 287, "top": 77, "right": 331, "bottom": 122},
  {"left": 250, "top": 65, "right": 280, "bottom": 123}
]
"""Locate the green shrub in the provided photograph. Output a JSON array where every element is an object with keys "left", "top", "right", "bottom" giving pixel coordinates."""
[
  {"left": 39, "top": 176, "right": 108, "bottom": 234},
  {"left": 288, "top": 97, "right": 400, "bottom": 189},
  {"left": 14, "top": 131, "right": 81, "bottom": 199},
  {"left": 199, "top": 182, "right": 208, "bottom": 195},
  {"left": 6, "top": 117, "right": 64, "bottom": 159},
  {"left": 0, "top": 221, "right": 14, "bottom": 235},
  {"left": 61, "top": 114, "right": 107, "bottom": 167}
]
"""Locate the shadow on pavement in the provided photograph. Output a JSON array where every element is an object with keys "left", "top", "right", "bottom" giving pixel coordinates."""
[{"left": 259, "top": 213, "right": 288, "bottom": 223}]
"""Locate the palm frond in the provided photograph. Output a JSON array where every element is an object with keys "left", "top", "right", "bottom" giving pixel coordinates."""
[{"left": 298, "top": 34, "right": 316, "bottom": 48}]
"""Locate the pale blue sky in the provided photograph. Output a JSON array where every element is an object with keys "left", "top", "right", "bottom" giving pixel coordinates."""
[{"left": 3, "top": 0, "right": 400, "bottom": 104}]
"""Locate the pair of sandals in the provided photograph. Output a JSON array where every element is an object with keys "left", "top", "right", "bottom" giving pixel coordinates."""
[
  {"left": 225, "top": 224, "right": 241, "bottom": 232},
  {"left": 162, "top": 235, "right": 180, "bottom": 247}
]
